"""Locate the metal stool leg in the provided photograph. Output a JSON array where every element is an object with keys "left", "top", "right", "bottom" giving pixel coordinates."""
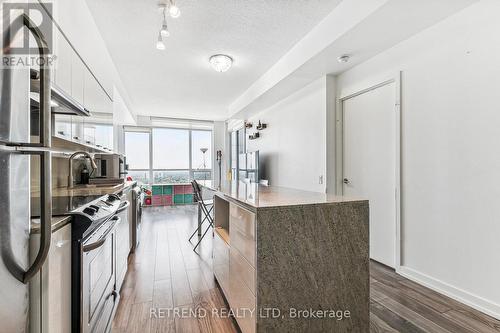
[
  {"left": 197, "top": 202, "right": 202, "bottom": 236},
  {"left": 189, "top": 213, "right": 209, "bottom": 242},
  {"left": 193, "top": 223, "right": 212, "bottom": 252},
  {"left": 189, "top": 204, "right": 213, "bottom": 242}
]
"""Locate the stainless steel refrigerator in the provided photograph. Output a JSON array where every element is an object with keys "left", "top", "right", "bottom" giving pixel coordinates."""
[{"left": 0, "top": 11, "right": 52, "bottom": 333}]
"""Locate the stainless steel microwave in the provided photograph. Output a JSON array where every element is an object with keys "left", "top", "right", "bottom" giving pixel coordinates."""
[{"left": 94, "top": 154, "right": 127, "bottom": 180}]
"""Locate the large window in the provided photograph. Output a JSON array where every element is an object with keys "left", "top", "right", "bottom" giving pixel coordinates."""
[
  {"left": 125, "top": 126, "right": 212, "bottom": 184},
  {"left": 125, "top": 131, "right": 150, "bottom": 184},
  {"left": 192, "top": 130, "right": 212, "bottom": 168},
  {"left": 153, "top": 128, "right": 189, "bottom": 169}
]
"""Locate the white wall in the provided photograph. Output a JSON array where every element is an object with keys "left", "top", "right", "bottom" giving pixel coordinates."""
[
  {"left": 113, "top": 87, "right": 136, "bottom": 154},
  {"left": 246, "top": 77, "right": 327, "bottom": 193},
  {"left": 337, "top": 0, "right": 500, "bottom": 318}
]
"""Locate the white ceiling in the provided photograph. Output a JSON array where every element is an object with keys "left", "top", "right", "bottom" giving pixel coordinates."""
[
  {"left": 85, "top": 0, "right": 343, "bottom": 120},
  {"left": 230, "top": 0, "right": 478, "bottom": 119}
]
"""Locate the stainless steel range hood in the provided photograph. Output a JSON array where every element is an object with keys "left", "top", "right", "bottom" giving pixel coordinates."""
[{"left": 30, "top": 69, "right": 90, "bottom": 117}]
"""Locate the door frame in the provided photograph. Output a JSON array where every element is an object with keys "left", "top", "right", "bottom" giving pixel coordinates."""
[{"left": 335, "top": 71, "right": 402, "bottom": 270}]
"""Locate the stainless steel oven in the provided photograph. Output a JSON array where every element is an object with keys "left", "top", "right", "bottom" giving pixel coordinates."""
[
  {"left": 81, "top": 215, "right": 119, "bottom": 333},
  {"left": 71, "top": 194, "right": 121, "bottom": 333}
]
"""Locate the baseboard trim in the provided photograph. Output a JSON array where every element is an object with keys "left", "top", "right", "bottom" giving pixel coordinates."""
[{"left": 397, "top": 266, "right": 500, "bottom": 321}]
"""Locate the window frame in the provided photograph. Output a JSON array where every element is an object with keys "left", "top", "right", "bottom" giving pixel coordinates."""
[
  {"left": 229, "top": 126, "right": 246, "bottom": 181},
  {"left": 124, "top": 126, "right": 213, "bottom": 184}
]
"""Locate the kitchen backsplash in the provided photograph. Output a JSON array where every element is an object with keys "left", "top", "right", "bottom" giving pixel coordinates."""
[{"left": 30, "top": 155, "right": 92, "bottom": 192}]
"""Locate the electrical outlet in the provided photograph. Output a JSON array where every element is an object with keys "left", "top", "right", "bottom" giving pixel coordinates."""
[{"left": 319, "top": 175, "right": 324, "bottom": 184}]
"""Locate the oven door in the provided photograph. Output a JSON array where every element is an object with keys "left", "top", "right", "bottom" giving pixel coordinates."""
[{"left": 81, "top": 216, "right": 119, "bottom": 333}]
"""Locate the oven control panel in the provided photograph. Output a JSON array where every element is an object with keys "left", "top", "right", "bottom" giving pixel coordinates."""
[{"left": 75, "top": 194, "right": 120, "bottom": 221}]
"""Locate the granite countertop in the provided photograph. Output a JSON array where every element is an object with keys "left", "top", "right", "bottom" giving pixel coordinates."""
[
  {"left": 30, "top": 180, "right": 137, "bottom": 234},
  {"left": 197, "top": 180, "right": 366, "bottom": 209},
  {"left": 31, "top": 215, "right": 72, "bottom": 234}
]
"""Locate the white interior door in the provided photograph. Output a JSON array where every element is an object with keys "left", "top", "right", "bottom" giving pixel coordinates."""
[{"left": 342, "top": 82, "right": 397, "bottom": 268}]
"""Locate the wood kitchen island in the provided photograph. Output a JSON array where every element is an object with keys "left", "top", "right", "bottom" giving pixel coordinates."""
[{"left": 198, "top": 181, "right": 370, "bottom": 333}]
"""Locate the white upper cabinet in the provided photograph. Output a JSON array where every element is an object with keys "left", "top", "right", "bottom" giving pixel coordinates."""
[
  {"left": 53, "top": 29, "right": 72, "bottom": 94},
  {"left": 84, "top": 69, "right": 100, "bottom": 113},
  {"left": 71, "top": 54, "right": 85, "bottom": 106},
  {"left": 40, "top": 0, "right": 118, "bottom": 152},
  {"left": 84, "top": 69, "right": 112, "bottom": 114}
]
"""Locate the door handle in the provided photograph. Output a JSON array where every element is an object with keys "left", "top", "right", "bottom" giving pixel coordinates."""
[{"left": 343, "top": 178, "right": 350, "bottom": 185}]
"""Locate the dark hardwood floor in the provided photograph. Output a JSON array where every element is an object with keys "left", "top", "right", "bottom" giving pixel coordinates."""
[{"left": 112, "top": 205, "right": 500, "bottom": 333}]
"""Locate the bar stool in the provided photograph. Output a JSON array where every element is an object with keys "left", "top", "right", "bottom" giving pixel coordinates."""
[{"left": 188, "top": 180, "right": 214, "bottom": 252}]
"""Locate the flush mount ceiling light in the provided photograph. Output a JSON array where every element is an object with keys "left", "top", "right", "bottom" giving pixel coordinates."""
[
  {"left": 169, "top": 1, "right": 181, "bottom": 18},
  {"left": 155, "top": 0, "right": 180, "bottom": 50},
  {"left": 209, "top": 54, "right": 233, "bottom": 73},
  {"left": 337, "top": 55, "right": 350, "bottom": 63}
]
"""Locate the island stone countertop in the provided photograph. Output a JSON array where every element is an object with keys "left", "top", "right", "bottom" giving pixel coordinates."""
[
  {"left": 204, "top": 179, "right": 370, "bottom": 332},
  {"left": 198, "top": 180, "right": 365, "bottom": 210}
]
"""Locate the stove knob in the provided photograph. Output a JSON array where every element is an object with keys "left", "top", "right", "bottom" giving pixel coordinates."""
[
  {"left": 107, "top": 194, "right": 119, "bottom": 202},
  {"left": 83, "top": 207, "right": 97, "bottom": 216}
]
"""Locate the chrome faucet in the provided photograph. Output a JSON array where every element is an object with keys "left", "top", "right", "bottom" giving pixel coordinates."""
[{"left": 68, "top": 151, "right": 97, "bottom": 188}]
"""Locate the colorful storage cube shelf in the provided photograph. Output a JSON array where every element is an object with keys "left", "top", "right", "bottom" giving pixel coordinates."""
[
  {"left": 173, "top": 194, "right": 184, "bottom": 204},
  {"left": 184, "top": 194, "right": 193, "bottom": 203},
  {"left": 173, "top": 185, "right": 184, "bottom": 194},
  {"left": 142, "top": 183, "right": 197, "bottom": 207},
  {"left": 162, "top": 195, "right": 173, "bottom": 205},
  {"left": 163, "top": 185, "right": 173, "bottom": 195},
  {"left": 152, "top": 185, "right": 163, "bottom": 195},
  {"left": 152, "top": 196, "right": 162, "bottom": 206}
]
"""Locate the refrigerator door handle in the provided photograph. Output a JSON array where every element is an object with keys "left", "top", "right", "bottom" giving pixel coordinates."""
[
  {"left": 3, "top": 13, "right": 51, "bottom": 148},
  {"left": 0, "top": 148, "right": 52, "bottom": 284},
  {"left": 22, "top": 13, "right": 52, "bottom": 283},
  {"left": 22, "top": 150, "right": 52, "bottom": 283},
  {"left": 25, "top": 13, "right": 51, "bottom": 148}
]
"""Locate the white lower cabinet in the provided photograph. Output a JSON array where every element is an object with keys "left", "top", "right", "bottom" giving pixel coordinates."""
[
  {"left": 213, "top": 232, "right": 230, "bottom": 297},
  {"left": 230, "top": 247, "right": 256, "bottom": 295},
  {"left": 47, "top": 224, "right": 72, "bottom": 333},
  {"left": 30, "top": 223, "right": 72, "bottom": 333},
  {"left": 229, "top": 248, "right": 256, "bottom": 333},
  {"left": 213, "top": 202, "right": 257, "bottom": 333},
  {"left": 115, "top": 204, "right": 131, "bottom": 292}
]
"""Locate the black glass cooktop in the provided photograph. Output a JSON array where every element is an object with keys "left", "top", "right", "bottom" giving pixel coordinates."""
[{"left": 30, "top": 195, "right": 103, "bottom": 218}]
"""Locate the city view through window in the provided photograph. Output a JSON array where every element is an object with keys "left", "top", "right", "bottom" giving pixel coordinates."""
[{"left": 125, "top": 128, "right": 212, "bottom": 184}]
